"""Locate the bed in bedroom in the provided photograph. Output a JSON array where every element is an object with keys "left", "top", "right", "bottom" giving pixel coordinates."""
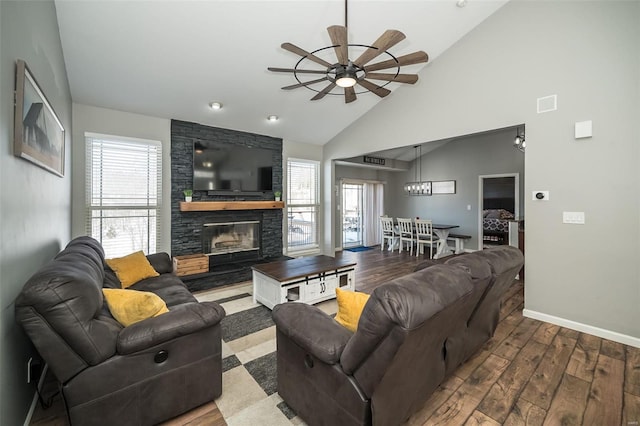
[
  {"left": 482, "top": 209, "right": 514, "bottom": 244},
  {"left": 482, "top": 197, "right": 515, "bottom": 246}
]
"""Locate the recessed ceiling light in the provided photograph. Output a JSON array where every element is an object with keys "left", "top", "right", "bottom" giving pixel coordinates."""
[
  {"left": 456, "top": 0, "right": 467, "bottom": 7},
  {"left": 267, "top": 115, "right": 279, "bottom": 122},
  {"left": 209, "top": 102, "right": 222, "bottom": 110}
]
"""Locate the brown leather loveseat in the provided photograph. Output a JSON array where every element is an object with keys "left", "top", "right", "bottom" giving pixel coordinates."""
[
  {"left": 272, "top": 245, "right": 523, "bottom": 426},
  {"left": 15, "top": 236, "right": 225, "bottom": 426}
]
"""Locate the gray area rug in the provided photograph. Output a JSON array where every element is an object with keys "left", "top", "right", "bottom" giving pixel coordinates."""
[
  {"left": 221, "top": 304, "right": 275, "bottom": 342},
  {"left": 217, "top": 294, "right": 295, "bottom": 419}
]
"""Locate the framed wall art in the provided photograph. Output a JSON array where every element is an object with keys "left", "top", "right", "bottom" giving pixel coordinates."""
[
  {"left": 431, "top": 180, "right": 456, "bottom": 194},
  {"left": 14, "top": 59, "right": 65, "bottom": 177}
]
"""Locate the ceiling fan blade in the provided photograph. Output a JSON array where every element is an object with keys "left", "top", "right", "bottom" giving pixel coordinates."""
[
  {"left": 268, "top": 67, "right": 327, "bottom": 75},
  {"left": 353, "top": 30, "right": 406, "bottom": 67},
  {"left": 311, "top": 82, "right": 337, "bottom": 101},
  {"left": 282, "top": 77, "right": 329, "bottom": 90},
  {"left": 365, "top": 73, "right": 419, "bottom": 84},
  {"left": 281, "top": 42, "right": 332, "bottom": 68},
  {"left": 327, "top": 25, "right": 349, "bottom": 65},
  {"left": 344, "top": 86, "right": 356, "bottom": 103},
  {"left": 363, "top": 51, "right": 429, "bottom": 72},
  {"left": 357, "top": 79, "right": 391, "bottom": 98}
]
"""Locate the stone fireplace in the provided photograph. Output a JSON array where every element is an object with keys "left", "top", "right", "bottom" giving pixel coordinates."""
[{"left": 171, "top": 118, "right": 284, "bottom": 291}]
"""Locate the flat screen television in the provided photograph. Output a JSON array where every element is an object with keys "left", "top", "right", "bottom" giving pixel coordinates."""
[{"left": 193, "top": 142, "right": 274, "bottom": 193}]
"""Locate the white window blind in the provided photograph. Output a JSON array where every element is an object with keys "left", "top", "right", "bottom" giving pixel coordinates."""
[
  {"left": 86, "top": 134, "right": 162, "bottom": 258},
  {"left": 287, "top": 159, "right": 320, "bottom": 252}
]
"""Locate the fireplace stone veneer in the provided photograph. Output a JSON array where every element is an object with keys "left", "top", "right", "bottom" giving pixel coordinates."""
[{"left": 171, "top": 119, "right": 284, "bottom": 291}]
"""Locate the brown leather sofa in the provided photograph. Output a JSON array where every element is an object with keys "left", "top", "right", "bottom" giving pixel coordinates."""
[
  {"left": 272, "top": 245, "right": 523, "bottom": 426},
  {"left": 15, "top": 236, "right": 226, "bottom": 426}
]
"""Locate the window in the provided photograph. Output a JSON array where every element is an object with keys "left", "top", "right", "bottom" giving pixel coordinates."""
[
  {"left": 287, "top": 159, "right": 320, "bottom": 253},
  {"left": 86, "top": 133, "right": 162, "bottom": 258}
]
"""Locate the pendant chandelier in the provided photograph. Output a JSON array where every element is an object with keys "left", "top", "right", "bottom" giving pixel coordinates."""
[{"left": 404, "top": 145, "right": 431, "bottom": 196}]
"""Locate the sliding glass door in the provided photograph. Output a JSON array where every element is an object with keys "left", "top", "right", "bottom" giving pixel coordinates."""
[{"left": 342, "top": 183, "right": 363, "bottom": 248}]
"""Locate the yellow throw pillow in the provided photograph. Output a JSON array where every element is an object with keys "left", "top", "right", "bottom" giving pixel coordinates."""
[
  {"left": 105, "top": 251, "right": 159, "bottom": 288},
  {"left": 103, "top": 289, "right": 169, "bottom": 327},
  {"left": 334, "top": 287, "right": 370, "bottom": 332}
]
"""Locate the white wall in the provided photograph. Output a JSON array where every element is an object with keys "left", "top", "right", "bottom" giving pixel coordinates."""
[
  {"left": 323, "top": 1, "right": 640, "bottom": 344},
  {"left": 0, "top": 1, "right": 72, "bottom": 424},
  {"left": 71, "top": 104, "right": 171, "bottom": 253}
]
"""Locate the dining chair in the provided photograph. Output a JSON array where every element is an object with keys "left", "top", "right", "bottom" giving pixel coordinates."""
[
  {"left": 380, "top": 216, "right": 399, "bottom": 252},
  {"left": 415, "top": 219, "right": 438, "bottom": 259},
  {"left": 397, "top": 218, "right": 415, "bottom": 255}
]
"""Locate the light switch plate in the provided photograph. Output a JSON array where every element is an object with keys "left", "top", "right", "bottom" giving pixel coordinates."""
[{"left": 563, "top": 211, "right": 585, "bottom": 224}]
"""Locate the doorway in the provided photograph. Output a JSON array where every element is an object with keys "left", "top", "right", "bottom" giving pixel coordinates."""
[
  {"left": 478, "top": 174, "right": 519, "bottom": 249},
  {"left": 342, "top": 183, "right": 363, "bottom": 248}
]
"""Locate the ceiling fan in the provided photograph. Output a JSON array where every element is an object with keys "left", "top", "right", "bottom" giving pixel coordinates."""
[{"left": 267, "top": 0, "right": 429, "bottom": 104}]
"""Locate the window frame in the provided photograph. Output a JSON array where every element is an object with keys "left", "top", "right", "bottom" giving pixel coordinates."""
[
  {"left": 85, "top": 132, "right": 162, "bottom": 257},
  {"left": 286, "top": 158, "right": 321, "bottom": 255}
]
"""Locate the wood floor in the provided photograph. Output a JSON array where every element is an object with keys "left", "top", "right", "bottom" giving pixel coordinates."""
[{"left": 31, "top": 247, "right": 640, "bottom": 425}]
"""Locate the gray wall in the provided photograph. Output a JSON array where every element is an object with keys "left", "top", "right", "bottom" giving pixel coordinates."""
[
  {"left": 0, "top": 1, "right": 72, "bottom": 424},
  {"left": 384, "top": 128, "right": 524, "bottom": 249},
  {"left": 324, "top": 1, "right": 640, "bottom": 342}
]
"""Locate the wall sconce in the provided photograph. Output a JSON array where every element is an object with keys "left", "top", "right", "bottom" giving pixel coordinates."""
[{"left": 513, "top": 126, "right": 525, "bottom": 152}]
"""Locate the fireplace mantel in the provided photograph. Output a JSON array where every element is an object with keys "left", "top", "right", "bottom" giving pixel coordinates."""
[{"left": 180, "top": 201, "right": 285, "bottom": 212}]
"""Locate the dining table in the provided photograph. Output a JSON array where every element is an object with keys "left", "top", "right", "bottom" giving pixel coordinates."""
[
  {"left": 430, "top": 224, "right": 460, "bottom": 259},
  {"left": 391, "top": 219, "right": 459, "bottom": 259}
]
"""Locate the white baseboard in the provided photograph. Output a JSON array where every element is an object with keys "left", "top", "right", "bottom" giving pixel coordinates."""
[
  {"left": 523, "top": 309, "right": 640, "bottom": 348},
  {"left": 24, "top": 364, "right": 49, "bottom": 426}
]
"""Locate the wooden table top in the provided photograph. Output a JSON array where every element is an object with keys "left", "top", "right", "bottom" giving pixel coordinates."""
[
  {"left": 252, "top": 255, "right": 357, "bottom": 282},
  {"left": 432, "top": 224, "right": 460, "bottom": 230}
]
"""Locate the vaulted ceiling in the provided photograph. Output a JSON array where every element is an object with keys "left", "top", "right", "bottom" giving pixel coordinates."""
[{"left": 55, "top": 0, "right": 508, "bottom": 145}]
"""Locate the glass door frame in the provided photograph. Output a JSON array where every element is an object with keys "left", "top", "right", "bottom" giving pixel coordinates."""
[{"left": 341, "top": 182, "right": 364, "bottom": 248}]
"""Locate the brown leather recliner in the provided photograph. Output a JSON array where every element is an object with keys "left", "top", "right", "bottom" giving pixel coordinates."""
[
  {"left": 15, "top": 236, "right": 226, "bottom": 426},
  {"left": 272, "top": 245, "right": 523, "bottom": 426}
]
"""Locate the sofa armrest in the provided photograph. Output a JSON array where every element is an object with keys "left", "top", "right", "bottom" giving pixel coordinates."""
[
  {"left": 116, "top": 301, "right": 225, "bottom": 355},
  {"left": 273, "top": 303, "right": 352, "bottom": 364}
]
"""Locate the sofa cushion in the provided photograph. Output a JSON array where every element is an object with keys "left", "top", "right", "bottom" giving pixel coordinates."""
[
  {"left": 147, "top": 252, "right": 174, "bottom": 274},
  {"left": 106, "top": 251, "right": 159, "bottom": 288},
  {"left": 15, "top": 237, "right": 120, "bottom": 382},
  {"left": 130, "top": 274, "right": 197, "bottom": 307},
  {"left": 340, "top": 264, "right": 475, "bottom": 374},
  {"left": 334, "top": 288, "right": 370, "bottom": 332},
  {"left": 103, "top": 289, "right": 169, "bottom": 327}
]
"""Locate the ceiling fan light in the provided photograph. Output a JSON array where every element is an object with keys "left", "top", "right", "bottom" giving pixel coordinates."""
[{"left": 336, "top": 75, "right": 357, "bottom": 88}]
